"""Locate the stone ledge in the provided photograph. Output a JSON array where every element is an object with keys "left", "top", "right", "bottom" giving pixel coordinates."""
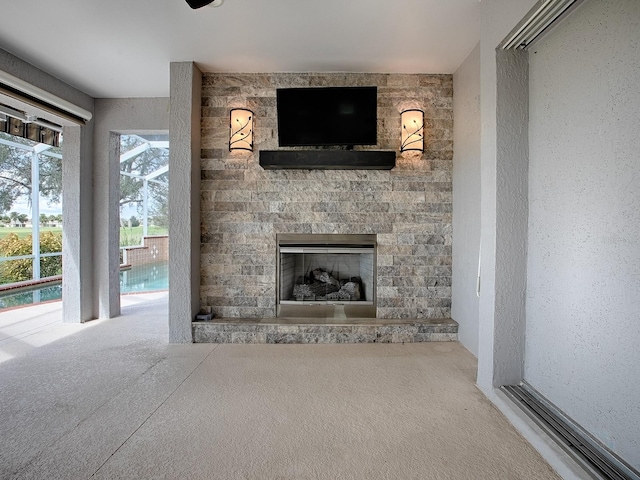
[{"left": 193, "top": 318, "right": 457, "bottom": 344}]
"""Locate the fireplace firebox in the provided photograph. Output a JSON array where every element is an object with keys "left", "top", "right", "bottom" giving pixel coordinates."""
[{"left": 277, "top": 234, "right": 377, "bottom": 319}]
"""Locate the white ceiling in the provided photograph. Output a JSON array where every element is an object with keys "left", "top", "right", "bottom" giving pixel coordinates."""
[{"left": 0, "top": 0, "right": 481, "bottom": 99}]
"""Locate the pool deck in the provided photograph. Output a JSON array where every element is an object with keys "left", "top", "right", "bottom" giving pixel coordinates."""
[
  {"left": 0, "top": 291, "right": 564, "bottom": 480},
  {"left": 0, "top": 292, "right": 168, "bottom": 364},
  {"left": 0, "top": 298, "right": 66, "bottom": 362}
]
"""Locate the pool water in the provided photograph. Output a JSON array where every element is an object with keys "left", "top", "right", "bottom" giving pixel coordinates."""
[
  {"left": 120, "top": 262, "right": 169, "bottom": 293},
  {"left": 0, "top": 262, "right": 168, "bottom": 310},
  {"left": 0, "top": 284, "right": 63, "bottom": 310}
]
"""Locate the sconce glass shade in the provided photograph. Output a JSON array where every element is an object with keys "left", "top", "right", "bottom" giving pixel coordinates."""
[
  {"left": 400, "top": 109, "right": 424, "bottom": 152},
  {"left": 229, "top": 108, "right": 254, "bottom": 151}
]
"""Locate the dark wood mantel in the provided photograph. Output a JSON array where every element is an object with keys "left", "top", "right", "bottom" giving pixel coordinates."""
[{"left": 259, "top": 150, "right": 396, "bottom": 170}]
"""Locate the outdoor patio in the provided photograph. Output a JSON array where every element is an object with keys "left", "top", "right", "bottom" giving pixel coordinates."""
[{"left": 0, "top": 293, "right": 559, "bottom": 479}]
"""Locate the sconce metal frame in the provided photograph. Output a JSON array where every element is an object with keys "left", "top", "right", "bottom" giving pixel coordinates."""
[
  {"left": 229, "top": 108, "right": 254, "bottom": 152},
  {"left": 400, "top": 109, "right": 424, "bottom": 153}
]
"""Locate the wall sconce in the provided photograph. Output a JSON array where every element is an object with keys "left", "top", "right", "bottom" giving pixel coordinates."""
[
  {"left": 229, "top": 108, "right": 254, "bottom": 152},
  {"left": 400, "top": 109, "right": 424, "bottom": 153}
]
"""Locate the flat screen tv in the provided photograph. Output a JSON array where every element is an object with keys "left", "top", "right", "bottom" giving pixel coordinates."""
[{"left": 276, "top": 86, "right": 377, "bottom": 147}]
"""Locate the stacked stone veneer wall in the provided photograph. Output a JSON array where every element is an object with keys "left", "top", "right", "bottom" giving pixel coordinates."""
[
  {"left": 124, "top": 236, "right": 168, "bottom": 266},
  {"left": 200, "top": 73, "right": 452, "bottom": 319}
]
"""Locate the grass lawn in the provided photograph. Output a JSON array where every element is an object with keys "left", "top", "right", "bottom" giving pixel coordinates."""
[
  {"left": 0, "top": 226, "right": 62, "bottom": 239},
  {"left": 0, "top": 225, "right": 168, "bottom": 245},
  {"left": 119, "top": 226, "right": 168, "bottom": 247}
]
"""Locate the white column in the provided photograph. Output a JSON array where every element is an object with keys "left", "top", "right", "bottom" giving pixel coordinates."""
[
  {"left": 142, "top": 178, "right": 149, "bottom": 239},
  {"left": 31, "top": 149, "right": 40, "bottom": 280},
  {"left": 169, "top": 62, "right": 202, "bottom": 343},
  {"left": 62, "top": 125, "right": 95, "bottom": 323}
]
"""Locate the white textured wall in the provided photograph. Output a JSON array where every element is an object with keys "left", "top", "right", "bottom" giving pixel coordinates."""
[
  {"left": 452, "top": 43, "right": 481, "bottom": 357},
  {"left": 477, "top": 0, "right": 537, "bottom": 390},
  {"left": 526, "top": 0, "right": 640, "bottom": 468},
  {"left": 93, "top": 98, "right": 169, "bottom": 319},
  {"left": 0, "top": 49, "right": 93, "bottom": 115},
  {"left": 0, "top": 47, "right": 96, "bottom": 323}
]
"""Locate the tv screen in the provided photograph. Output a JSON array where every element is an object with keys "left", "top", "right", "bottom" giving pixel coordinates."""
[{"left": 276, "top": 86, "right": 377, "bottom": 147}]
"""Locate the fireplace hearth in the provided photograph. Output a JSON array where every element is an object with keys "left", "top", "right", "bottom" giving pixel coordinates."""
[{"left": 277, "top": 234, "right": 376, "bottom": 319}]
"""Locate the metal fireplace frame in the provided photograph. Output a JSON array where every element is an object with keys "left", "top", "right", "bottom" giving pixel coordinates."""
[{"left": 276, "top": 233, "right": 377, "bottom": 319}]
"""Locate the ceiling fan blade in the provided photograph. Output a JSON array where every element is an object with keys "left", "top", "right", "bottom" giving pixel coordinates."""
[{"left": 185, "top": 0, "right": 214, "bottom": 8}]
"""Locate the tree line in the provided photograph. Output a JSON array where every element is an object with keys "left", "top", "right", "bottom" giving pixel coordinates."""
[
  {"left": 0, "top": 213, "right": 63, "bottom": 225},
  {"left": 1, "top": 134, "right": 168, "bottom": 228}
]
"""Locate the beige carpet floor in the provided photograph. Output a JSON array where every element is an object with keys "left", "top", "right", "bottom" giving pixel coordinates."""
[{"left": 0, "top": 293, "right": 560, "bottom": 479}]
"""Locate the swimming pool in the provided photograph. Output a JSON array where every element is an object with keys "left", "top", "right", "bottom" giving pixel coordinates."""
[
  {"left": 0, "top": 262, "right": 169, "bottom": 310},
  {"left": 0, "top": 283, "right": 63, "bottom": 310},
  {"left": 120, "top": 262, "right": 169, "bottom": 293}
]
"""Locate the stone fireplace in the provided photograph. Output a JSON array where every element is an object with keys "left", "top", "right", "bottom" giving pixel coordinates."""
[
  {"left": 200, "top": 72, "right": 453, "bottom": 320},
  {"left": 277, "top": 234, "right": 376, "bottom": 318}
]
